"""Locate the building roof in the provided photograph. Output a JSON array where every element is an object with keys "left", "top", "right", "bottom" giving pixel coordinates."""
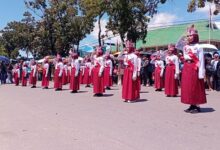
[{"left": 136, "top": 21, "right": 220, "bottom": 49}]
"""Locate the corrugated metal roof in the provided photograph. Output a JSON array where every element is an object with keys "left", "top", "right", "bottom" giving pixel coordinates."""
[{"left": 136, "top": 21, "right": 220, "bottom": 49}]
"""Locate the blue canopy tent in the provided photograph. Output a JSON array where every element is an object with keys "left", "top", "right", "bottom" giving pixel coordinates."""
[
  {"left": 0, "top": 56, "right": 10, "bottom": 64},
  {"left": 79, "top": 45, "right": 95, "bottom": 57}
]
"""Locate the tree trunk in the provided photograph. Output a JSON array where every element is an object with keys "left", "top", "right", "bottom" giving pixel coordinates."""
[
  {"left": 76, "top": 43, "right": 79, "bottom": 56},
  {"left": 98, "top": 13, "right": 104, "bottom": 46},
  {"left": 120, "top": 33, "right": 125, "bottom": 48}
]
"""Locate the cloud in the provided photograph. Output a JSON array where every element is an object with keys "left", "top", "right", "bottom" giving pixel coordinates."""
[
  {"left": 90, "top": 19, "right": 108, "bottom": 38},
  {"left": 149, "top": 13, "right": 177, "bottom": 29},
  {"left": 88, "top": 13, "right": 177, "bottom": 44},
  {"left": 90, "top": 19, "right": 122, "bottom": 44},
  {"left": 196, "top": 2, "right": 216, "bottom": 14}
]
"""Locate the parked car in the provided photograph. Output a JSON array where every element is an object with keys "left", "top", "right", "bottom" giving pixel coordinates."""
[{"left": 199, "top": 44, "right": 219, "bottom": 55}]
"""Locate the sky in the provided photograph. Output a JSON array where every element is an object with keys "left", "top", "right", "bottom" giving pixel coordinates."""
[{"left": 0, "top": 0, "right": 220, "bottom": 46}]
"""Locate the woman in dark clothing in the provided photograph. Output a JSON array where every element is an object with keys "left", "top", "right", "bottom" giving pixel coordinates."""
[
  {"left": 214, "top": 59, "right": 220, "bottom": 91},
  {"left": 212, "top": 53, "right": 220, "bottom": 91},
  {"left": 0, "top": 62, "right": 7, "bottom": 84}
]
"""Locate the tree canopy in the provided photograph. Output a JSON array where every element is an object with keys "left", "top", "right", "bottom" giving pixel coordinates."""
[
  {"left": 188, "top": 0, "right": 220, "bottom": 15},
  {"left": 0, "top": 0, "right": 168, "bottom": 58}
]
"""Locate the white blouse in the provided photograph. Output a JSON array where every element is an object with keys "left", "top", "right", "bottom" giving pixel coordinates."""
[
  {"left": 165, "top": 54, "right": 180, "bottom": 75},
  {"left": 124, "top": 53, "right": 138, "bottom": 79},
  {"left": 105, "top": 59, "right": 113, "bottom": 76},
  {"left": 183, "top": 44, "right": 205, "bottom": 79},
  {"left": 71, "top": 59, "right": 80, "bottom": 77},
  {"left": 94, "top": 56, "right": 104, "bottom": 75}
]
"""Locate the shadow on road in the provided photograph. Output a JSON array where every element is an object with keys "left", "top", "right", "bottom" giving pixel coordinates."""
[
  {"left": 102, "top": 94, "right": 114, "bottom": 97},
  {"left": 140, "top": 91, "right": 149, "bottom": 93},
  {"left": 60, "top": 89, "right": 69, "bottom": 91},
  {"left": 135, "top": 99, "right": 148, "bottom": 103},
  {"left": 200, "top": 107, "right": 215, "bottom": 113},
  {"left": 107, "top": 88, "right": 119, "bottom": 90},
  {"left": 78, "top": 91, "right": 88, "bottom": 93}
]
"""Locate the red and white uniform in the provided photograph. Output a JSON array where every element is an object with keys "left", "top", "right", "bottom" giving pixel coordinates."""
[
  {"left": 92, "top": 56, "right": 105, "bottom": 94},
  {"left": 67, "top": 64, "right": 71, "bottom": 83},
  {"left": 42, "top": 62, "right": 49, "bottom": 88},
  {"left": 181, "top": 44, "right": 206, "bottom": 104},
  {"left": 82, "top": 62, "right": 92, "bottom": 85},
  {"left": 165, "top": 55, "right": 179, "bottom": 96},
  {"left": 69, "top": 58, "right": 80, "bottom": 91},
  {"left": 79, "top": 66, "right": 84, "bottom": 84},
  {"left": 13, "top": 66, "right": 20, "bottom": 86},
  {"left": 104, "top": 59, "right": 113, "bottom": 87},
  {"left": 122, "top": 53, "right": 139, "bottom": 101},
  {"left": 29, "top": 64, "right": 37, "bottom": 86},
  {"left": 54, "top": 62, "right": 63, "bottom": 89},
  {"left": 136, "top": 56, "right": 141, "bottom": 91},
  {"left": 62, "top": 64, "right": 68, "bottom": 85},
  {"left": 21, "top": 65, "right": 28, "bottom": 86},
  {"left": 154, "top": 60, "right": 164, "bottom": 89}
]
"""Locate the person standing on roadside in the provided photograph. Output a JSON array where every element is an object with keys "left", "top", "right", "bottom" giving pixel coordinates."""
[{"left": 181, "top": 25, "right": 206, "bottom": 113}]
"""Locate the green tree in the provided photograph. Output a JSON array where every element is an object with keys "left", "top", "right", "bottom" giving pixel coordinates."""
[
  {"left": 1, "top": 12, "right": 37, "bottom": 59},
  {"left": 19, "top": 11, "right": 37, "bottom": 58},
  {"left": 0, "top": 38, "right": 8, "bottom": 56},
  {"left": 0, "top": 21, "right": 19, "bottom": 58},
  {"left": 106, "top": 0, "right": 167, "bottom": 46},
  {"left": 80, "top": 0, "right": 109, "bottom": 46},
  {"left": 25, "top": 0, "right": 94, "bottom": 56},
  {"left": 188, "top": 0, "right": 220, "bottom": 15}
]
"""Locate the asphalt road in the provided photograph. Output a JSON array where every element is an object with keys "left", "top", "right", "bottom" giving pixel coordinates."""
[{"left": 0, "top": 83, "right": 220, "bottom": 150}]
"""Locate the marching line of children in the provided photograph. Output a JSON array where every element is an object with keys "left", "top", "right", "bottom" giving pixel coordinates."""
[{"left": 11, "top": 25, "right": 208, "bottom": 114}]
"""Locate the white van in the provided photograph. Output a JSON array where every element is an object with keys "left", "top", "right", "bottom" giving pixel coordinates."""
[{"left": 199, "top": 44, "right": 219, "bottom": 55}]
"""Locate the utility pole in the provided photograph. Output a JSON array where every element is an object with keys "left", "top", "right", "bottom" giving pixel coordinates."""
[{"left": 209, "top": 4, "right": 212, "bottom": 44}]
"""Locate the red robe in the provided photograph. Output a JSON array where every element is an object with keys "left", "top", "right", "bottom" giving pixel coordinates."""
[
  {"left": 181, "top": 44, "right": 206, "bottom": 105},
  {"left": 83, "top": 66, "right": 92, "bottom": 84},
  {"left": 21, "top": 69, "right": 27, "bottom": 86},
  {"left": 67, "top": 67, "right": 71, "bottom": 83},
  {"left": 154, "top": 66, "right": 164, "bottom": 89},
  {"left": 92, "top": 63, "right": 105, "bottom": 94},
  {"left": 54, "top": 66, "right": 62, "bottom": 89},
  {"left": 29, "top": 65, "right": 37, "bottom": 86},
  {"left": 164, "top": 55, "right": 179, "bottom": 96},
  {"left": 104, "top": 64, "right": 113, "bottom": 87},
  {"left": 62, "top": 67, "right": 68, "bottom": 85},
  {"left": 79, "top": 69, "right": 84, "bottom": 84},
  {"left": 122, "top": 60, "right": 140, "bottom": 101},
  {"left": 14, "top": 69, "right": 20, "bottom": 86},
  {"left": 42, "top": 68, "right": 49, "bottom": 87},
  {"left": 69, "top": 67, "right": 80, "bottom": 91},
  {"left": 164, "top": 64, "right": 178, "bottom": 96}
]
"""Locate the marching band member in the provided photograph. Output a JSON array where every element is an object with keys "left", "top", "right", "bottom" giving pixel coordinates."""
[
  {"left": 42, "top": 57, "right": 50, "bottom": 89},
  {"left": 62, "top": 60, "right": 68, "bottom": 85},
  {"left": 13, "top": 64, "right": 20, "bottom": 86},
  {"left": 79, "top": 65, "right": 84, "bottom": 85},
  {"left": 54, "top": 56, "right": 63, "bottom": 91},
  {"left": 164, "top": 44, "right": 179, "bottom": 97},
  {"left": 181, "top": 26, "right": 206, "bottom": 113},
  {"left": 104, "top": 54, "right": 113, "bottom": 90},
  {"left": 29, "top": 60, "right": 37, "bottom": 88},
  {"left": 122, "top": 41, "right": 139, "bottom": 102},
  {"left": 152, "top": 52, "right": 165, "bottom": 91},
  {"left": 92, "top": 47, "right": 105, "bottom": 97},
  {"left": 83, "top": 58, "right": 92, "bottom": 87},
  {"left": 21, "top": 62, "right": 28, "bottom": 86},
  {"left": 69, "top": 53, "right": 80, "bottom": 93},
  {"left": 67, "top": 63, "right": 71, "bottom": 84}
]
